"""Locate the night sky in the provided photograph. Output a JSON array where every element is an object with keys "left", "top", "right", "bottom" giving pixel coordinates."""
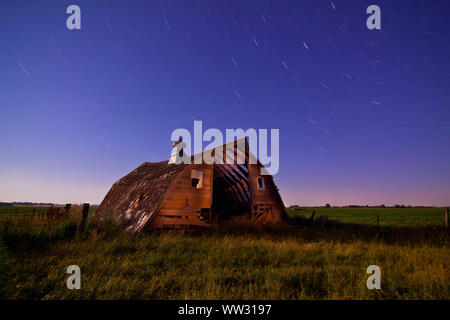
[{"left": 1, "top": 0, "right": 449, "bottom": 206}]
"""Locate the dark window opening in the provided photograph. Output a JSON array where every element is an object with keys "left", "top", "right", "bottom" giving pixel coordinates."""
[
  {"left": 257, "top": 177, "right": 264, "bottom": 191},
  {"left": 191, "top": 178, "right": 200, "bottom": 188},
  {"left": 190, "top": 170, "right": 203, "bottom": 189}
]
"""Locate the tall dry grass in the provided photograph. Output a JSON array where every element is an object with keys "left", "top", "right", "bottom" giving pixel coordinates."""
[{"left": 0, "top": 209, "right": 448, "bottom": 299}]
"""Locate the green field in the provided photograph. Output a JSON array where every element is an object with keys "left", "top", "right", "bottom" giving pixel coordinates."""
[
  {"left": 0, "top": 206, "right": 448, "bottom": 299},
  {"left": 286, "top": 207, "right": 446, "bottom": 227}
]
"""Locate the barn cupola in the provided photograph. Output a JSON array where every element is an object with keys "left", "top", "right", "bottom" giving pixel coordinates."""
[{"left": 168, "top": 136, "right": 185, "bottom": 164}]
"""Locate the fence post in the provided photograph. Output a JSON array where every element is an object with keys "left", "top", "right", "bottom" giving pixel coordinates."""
[
  {"left": 80, "top": 203, "right": 90, "bottom": 232},
  {"left": 65, "top": 204, "right": 72, "bottom": 216},
  {"left": 446, "top": 207, "right": 449, "bottom": 229}
]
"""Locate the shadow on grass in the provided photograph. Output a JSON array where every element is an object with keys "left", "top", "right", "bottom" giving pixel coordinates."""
[
  {"left": 192, "top": 215, "right": 448, "bottom": 246},
  {"left": 1, "top": 212, "right": 447, "bottom": 254}
]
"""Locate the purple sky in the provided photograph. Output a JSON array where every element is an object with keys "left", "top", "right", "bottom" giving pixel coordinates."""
[{"left": 1, "top": 0, "right": 449, "bottom": 206}]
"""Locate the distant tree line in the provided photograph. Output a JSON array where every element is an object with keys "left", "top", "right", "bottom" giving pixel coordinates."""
[
  {"left": 0, "top": 202, "right": 54, "bottom": 206},
  {"left": 288, "top": 204, "right": 438, "bottom": 209}
]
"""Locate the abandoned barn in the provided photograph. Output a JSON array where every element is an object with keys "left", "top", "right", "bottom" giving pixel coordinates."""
[{"left": 96, "top": 138, "right": 287, "bottom": 232}]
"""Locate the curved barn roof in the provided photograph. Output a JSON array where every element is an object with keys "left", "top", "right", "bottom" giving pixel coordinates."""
[{"left": 96, "top": 161, "right": 188, "bottom": 232}]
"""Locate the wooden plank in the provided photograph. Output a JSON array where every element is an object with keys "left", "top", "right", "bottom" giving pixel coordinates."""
[{"left": 151, "top": 216, "right": 212, "bottom": 227}]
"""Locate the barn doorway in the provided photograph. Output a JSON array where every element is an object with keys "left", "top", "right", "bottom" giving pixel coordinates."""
[{"left": 211, "top": 164, "right": 251, "bottom": 221}]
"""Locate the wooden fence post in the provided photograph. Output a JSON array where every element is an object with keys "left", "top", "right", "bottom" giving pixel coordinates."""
[
  {"left": 65, "top": 204, "right": 72, "bottom": 216},
  {"left": 446, "top": 207, "right": 449, "bottom": 229},
  {"left": 80, "top": 203, "right": 90, "bottom": 231}
]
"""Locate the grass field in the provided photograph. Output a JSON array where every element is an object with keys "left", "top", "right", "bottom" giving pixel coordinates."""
[
  {"left": 286, "top": 207, "right": 445, "bottom": 227},
  {"left": 0, "top": 206, "right": 448, "bottom": 300}
]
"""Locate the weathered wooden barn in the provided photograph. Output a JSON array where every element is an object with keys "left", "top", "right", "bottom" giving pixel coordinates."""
[{"left": 96, "top": 138, "right": 287, "bottom": 232}]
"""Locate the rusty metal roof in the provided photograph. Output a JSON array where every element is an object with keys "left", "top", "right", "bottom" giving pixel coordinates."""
[{"left": 96, "top": 161, "right": 188, "bottom": 232}]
